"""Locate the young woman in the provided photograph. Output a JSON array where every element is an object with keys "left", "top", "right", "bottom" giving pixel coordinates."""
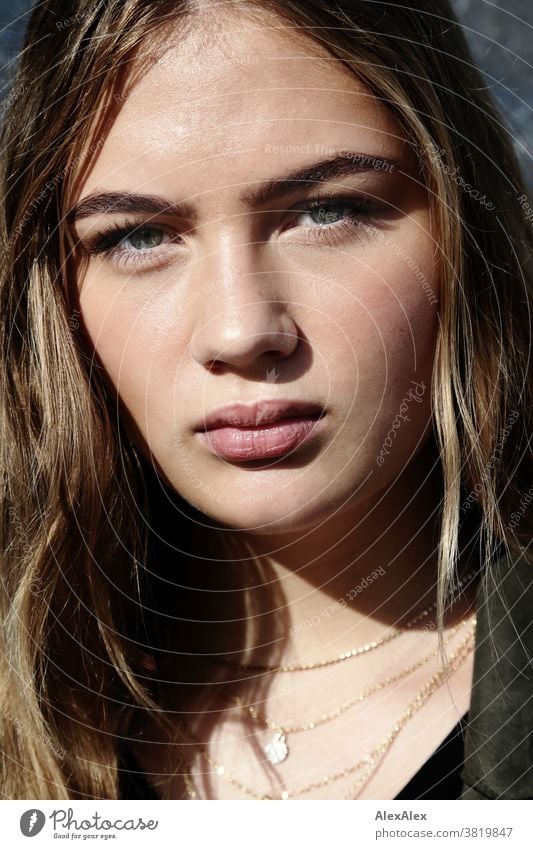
[{"left": 1, "top": 0, "right": 531, "bottom": 801}]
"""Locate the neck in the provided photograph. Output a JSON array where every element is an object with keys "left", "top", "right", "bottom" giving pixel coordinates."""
[{"left": 175, "top": 438, "right": 478, "bottom": 667}]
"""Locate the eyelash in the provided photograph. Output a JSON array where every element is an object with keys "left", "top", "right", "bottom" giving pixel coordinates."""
[
  {"left": 291, "top": 192, "right": 377, "bottom": 247},
  {"left": 83, "top": 192, "right": 379, "bottom": 271}
]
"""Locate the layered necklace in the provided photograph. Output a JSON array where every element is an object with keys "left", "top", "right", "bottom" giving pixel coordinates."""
[
  {"left": 170, "top": 567, "right": 479, "bottom": 799},
  {"left": 218, "top": 590, "right": 439, "bottom": 675}
]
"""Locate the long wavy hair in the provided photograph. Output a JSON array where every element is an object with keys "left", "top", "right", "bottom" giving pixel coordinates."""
[{"left": 1, "top": 0, "right": 531, "bottom": 799}]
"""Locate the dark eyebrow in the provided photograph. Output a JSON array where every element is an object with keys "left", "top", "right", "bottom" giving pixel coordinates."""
[
  {"left": 67, "top": 193, "right": 198, "bottom": 224},
  {"left": 241, "top": 152, "right": 398, "bottom": 208},
  {"left": 67, "top": 153, "right": 398, "bottom": 223}
]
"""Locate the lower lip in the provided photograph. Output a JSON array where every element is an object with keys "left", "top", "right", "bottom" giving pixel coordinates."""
[{"left": 196, "top": 414, "right": 325, "bottom": 461}]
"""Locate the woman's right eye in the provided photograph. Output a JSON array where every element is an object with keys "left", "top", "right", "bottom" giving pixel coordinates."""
[
  {"left": 121, "top": 226, "right": 167, "bottom": 251},
  {"left": 84, "top": 222, "right": 183, "bottom": 271}
]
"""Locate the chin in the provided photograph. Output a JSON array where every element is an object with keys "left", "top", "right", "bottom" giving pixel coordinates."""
[
  {"left": 213, "top": 499, "right": 313, "bottom": 534},
  {"left": 180, "top": 482, "right": 343, "bottom": 536},
  {"left": 160, "top": 444, "right": 377, "bottom": 533}
]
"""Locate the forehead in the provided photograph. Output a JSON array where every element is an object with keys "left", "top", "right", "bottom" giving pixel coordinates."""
[{"left": 78, "top": 7, "right": 405, "bottom": 192}]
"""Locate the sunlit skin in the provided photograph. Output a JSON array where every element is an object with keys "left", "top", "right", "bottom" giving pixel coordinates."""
[{"left": 70, "top": 7, "right": 477, "bottom": 798}]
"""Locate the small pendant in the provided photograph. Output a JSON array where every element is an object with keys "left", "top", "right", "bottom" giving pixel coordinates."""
[{"left": 264, "top": 731, "right": 289, "bottom": 764}]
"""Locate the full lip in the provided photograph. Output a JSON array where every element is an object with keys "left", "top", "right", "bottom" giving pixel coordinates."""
[{"left": 193, "top": 398, "right": 326, "bottom": 431}]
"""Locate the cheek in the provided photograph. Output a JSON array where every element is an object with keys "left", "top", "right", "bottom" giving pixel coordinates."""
[
  {"left": 78, "top": 280, "right": 199, "bottom": 474},
  {"left": 324, "top": 223, "right": 439, "bottom": 371},
  {"left": 78, "top": 280, "right": 171, "bottom": 413},
  {"left": 312, "top": 229, "right": 439, "bottom": 446}
]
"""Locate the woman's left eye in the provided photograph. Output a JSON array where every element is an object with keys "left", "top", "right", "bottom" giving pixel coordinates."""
[{"left": 286, "top": 194, "right": 378, "bottom": 247}]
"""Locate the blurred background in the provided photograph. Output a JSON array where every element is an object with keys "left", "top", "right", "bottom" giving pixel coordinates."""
[{"left": 0, "top": 0, "right": 531, "bottom": 185}]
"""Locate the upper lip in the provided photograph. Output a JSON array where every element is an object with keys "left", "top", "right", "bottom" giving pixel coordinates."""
[{"left": 195, "top": 399, "right": 325, "bottom": 431}]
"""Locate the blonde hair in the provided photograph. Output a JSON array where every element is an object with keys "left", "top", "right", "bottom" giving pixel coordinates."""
[{"left": 1, "top": 0, "right": 531, "bottom": 799}]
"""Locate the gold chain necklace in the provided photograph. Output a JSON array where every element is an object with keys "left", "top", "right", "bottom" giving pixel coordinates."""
[
  {"left": 225, "top": 614, "right": 472, "bottom": 764},
  {"left": 217, "top": 568, "right": 479, "bottom": 674},
  {"left": 180, "top": 616, "right": 476, "bottom": 797},
  {"left": 344, "top": 622, "right": 475, "bottom": 800}
]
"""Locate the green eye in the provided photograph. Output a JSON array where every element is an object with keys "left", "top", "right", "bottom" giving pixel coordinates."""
[
  {"left": 309, "top": 205, "right": 346, "bottom": 225},
  {"left": 125, "top": 227, "right": 165, "bottom": 250}
]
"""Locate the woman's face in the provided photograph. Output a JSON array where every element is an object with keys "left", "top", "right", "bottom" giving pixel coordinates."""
[{"left": 71, "top": 9, "right": 439, "bottom": 534}]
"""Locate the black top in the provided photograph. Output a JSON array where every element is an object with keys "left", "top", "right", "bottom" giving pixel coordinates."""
[
  {"left": 394, "top": 710, "right": 468, "bottom": 799},
  {"left": 118, "top": 711, "right": 469, "bottom": 800}
]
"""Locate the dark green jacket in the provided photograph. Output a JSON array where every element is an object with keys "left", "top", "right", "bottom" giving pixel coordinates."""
[{"left": 460, "top": 551, "right": 533, "bottom": 799}]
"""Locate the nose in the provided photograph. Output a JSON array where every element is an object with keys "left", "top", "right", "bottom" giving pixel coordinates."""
[{"left": 189, "top": 239, "right": 299, "bottom": 373}]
